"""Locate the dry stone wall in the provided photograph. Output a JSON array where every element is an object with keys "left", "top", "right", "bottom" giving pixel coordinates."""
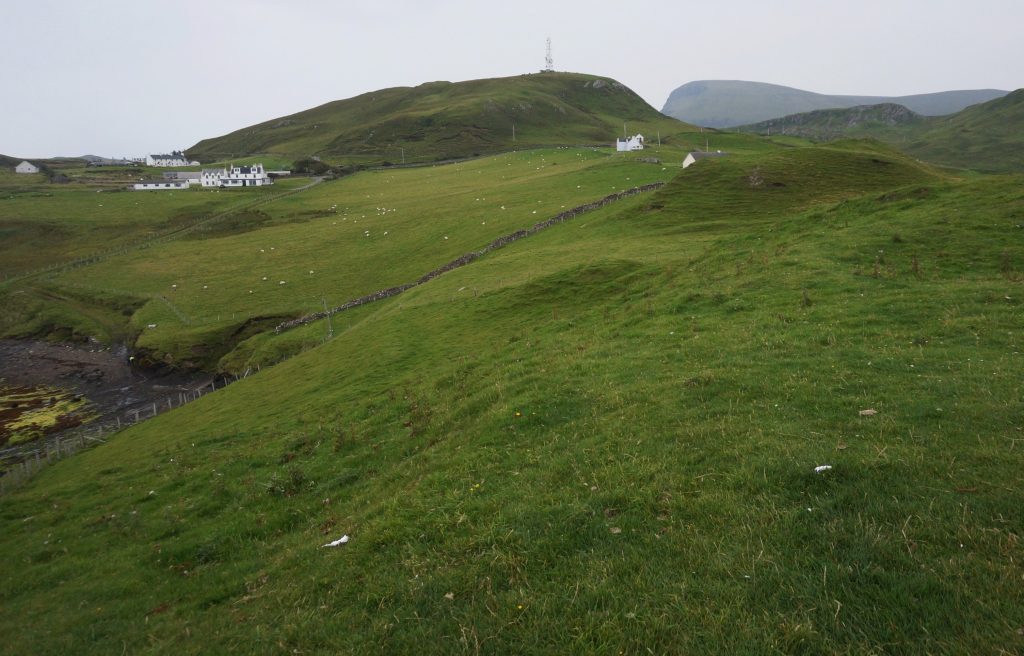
[{"left": 274, "top": 182, "right": 665, "bottom": 334}]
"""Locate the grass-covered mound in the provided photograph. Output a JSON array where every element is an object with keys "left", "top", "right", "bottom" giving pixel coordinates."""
[{"left": 1, "top": 142, "right": 1021, "bottom": 653}]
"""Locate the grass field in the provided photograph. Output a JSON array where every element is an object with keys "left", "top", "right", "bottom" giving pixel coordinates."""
[
  {"left": 1, "top": 138, "right": 1020, "bottom": 653},
  {"left": 8, "top": 146, "right": 716, "bottom": 369},
  {"left": 0, "top": 177, "right": 312, "bottom": 279}
]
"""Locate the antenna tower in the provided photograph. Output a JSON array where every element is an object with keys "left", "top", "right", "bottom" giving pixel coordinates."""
[{"left": 544, "top": 37, "right": 554, "bottom": 72}]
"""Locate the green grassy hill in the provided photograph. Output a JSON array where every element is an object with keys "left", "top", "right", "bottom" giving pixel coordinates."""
[
  {"left": 662, "top": 80, "right": 1009, "bottom": 128},
  {"left": 3, "top": 139, "right": 1021, "bottom": 653},
  {"left": 736, "top": 103, "right": 925, "bottom": 141},
  {"left": 187, "top": 72, "right": 691, "bottom": 165},
  {"left": 903, "top": 88, "right": 1024, "bottom": 172},
  {"left": 2, "top": 131, "right": 779, "bottom": 370},
  {"left": 736, "top": 89, "right": 1024, "bottom": 172},
  {"left": 2, "top": 147, "right": 685, "bottom": 368}
]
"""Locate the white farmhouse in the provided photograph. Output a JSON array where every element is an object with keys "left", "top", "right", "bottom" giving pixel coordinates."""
[
  {"left": 15, "top": 160, "right": 40, "bottom": 174},
  {"left": 616, "top": 134, "right": 644, "bottom": 152},
  {"left": 201, "top": 168, "right": 228, "bottom": 187},
  {"left": 146, "top": 151, "right": 190, "bottom": 167},
  {"left": 220, "top": 163, "right": 272, "bottom": 187},
  {"left": 134, "top": 180, "right": 191, "bottom": 191}
]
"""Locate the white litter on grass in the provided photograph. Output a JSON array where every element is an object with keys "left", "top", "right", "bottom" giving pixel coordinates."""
[
  {"left": 147, "top": 323, "right": 157, "bottom": 329},
  {"left": 814, "top": 465, "right": 833, "bottom": 473},
  {"left": 322, "top": 534, "right": 349, "bottom": 548}
]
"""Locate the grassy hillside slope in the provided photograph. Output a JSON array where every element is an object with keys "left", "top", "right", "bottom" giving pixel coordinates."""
[
  {"left": 4, "top": 141, "right": 1020, "bottom": 653},
  {"left": 662, "top": 80, "right": 1008, "bottom": 128},
  {"left": 736, "top": 103, "right": 925, "bottom": 141},
  {"left": 187, "top": 72, "right": 691, "bottom": 165},
  {"left": 34, "top": 148, "right": 676, "bottom": 370},
  {"left": 736, "top": 89, "right": 1024, "bottom": 173},
  {"left": 5, "top": 135, "right": 776, "bottom": 370},
  {"left": 903, "top": 88, "right": 1024, "bottom": 172}
]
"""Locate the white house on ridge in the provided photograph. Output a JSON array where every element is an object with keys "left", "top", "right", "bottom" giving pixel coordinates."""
[
  {"left": 616, "top": 134, "right": 645, "bottom": 152},
  {"left": 146, "top": 151, "right": 191, "bottom": 167},
  {"left": 15, "top": 160, "right": 40, "bottom": 174}
]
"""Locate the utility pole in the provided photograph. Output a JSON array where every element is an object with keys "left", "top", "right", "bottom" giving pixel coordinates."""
[
  {"left": 512, "top": 122, "right": 516, "bottom": 142},
  {"left": 401, "top": 147, "right": 405, "bottom": 164}
]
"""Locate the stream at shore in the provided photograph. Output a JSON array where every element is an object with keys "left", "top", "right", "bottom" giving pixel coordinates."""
[{"left": 0, "top": 338, "right": 220, "bottom": 461}]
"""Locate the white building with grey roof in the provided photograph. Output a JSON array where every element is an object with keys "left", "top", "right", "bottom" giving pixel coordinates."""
[{"left": 146, "top": 151, "right": 192, "bottom": 167}]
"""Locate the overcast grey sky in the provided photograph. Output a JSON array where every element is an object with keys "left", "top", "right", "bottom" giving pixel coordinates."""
[{"left": 3, "top": 0, "right": 1022, "bottom": 158}]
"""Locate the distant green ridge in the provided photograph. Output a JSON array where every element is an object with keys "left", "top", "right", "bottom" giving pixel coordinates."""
[
  {"left": 735, "top": 89, "right": 1024, "bottom": 172},
  {"left": 187, "top": 72, "right": 691, "bottom": 165}
]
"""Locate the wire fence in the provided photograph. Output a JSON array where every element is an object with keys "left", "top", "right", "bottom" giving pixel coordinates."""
[{"left": 0, "top": 370, "right": 256, "bottom": 496}]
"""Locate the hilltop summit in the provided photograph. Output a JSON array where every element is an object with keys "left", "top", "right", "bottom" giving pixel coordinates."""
[{"left": 188, "top": 72, "right": 687, "bottom": 164}]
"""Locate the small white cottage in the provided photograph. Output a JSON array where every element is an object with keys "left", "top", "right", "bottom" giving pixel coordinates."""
[
  {"left": 616, "top": 134, "right": 645, "bottom": 152},
  {"left": 682, "top": 150, "right": 728, "bottom": 168},
  {"left": 15, "top": 160, "right": 40, "bottom": 174}
]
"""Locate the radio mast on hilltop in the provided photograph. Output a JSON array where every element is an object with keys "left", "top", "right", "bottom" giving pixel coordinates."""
[{"left": 544, "top": 37, "right": 554, "bottom": 72}]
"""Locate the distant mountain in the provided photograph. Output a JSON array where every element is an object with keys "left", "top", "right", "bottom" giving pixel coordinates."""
[
  {"left": 661, "top": 80, "right": 1009, "bottom": 128},
  {"left": 735, "top": 89, "right": 1024, "bottom": 172},
  {"left": 189, "top": 72, "right": 689, "bottom": 164}
]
